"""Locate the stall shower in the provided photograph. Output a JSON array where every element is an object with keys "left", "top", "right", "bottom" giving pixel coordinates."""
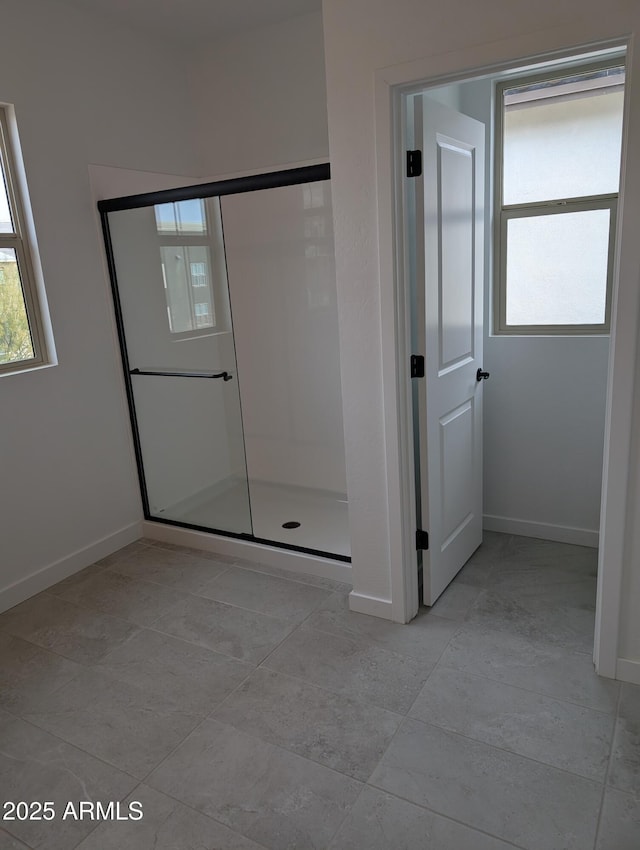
[{"left": 100, "top": 165, "right": 350, "bottom": 561}]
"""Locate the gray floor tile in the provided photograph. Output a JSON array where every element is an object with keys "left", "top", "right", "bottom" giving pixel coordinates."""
[
  {"left": 94, "top": 540, "right": 151, "bottom": 567},
  {"left": 0, "top": 594, "right": 138, "bottom": 665},
  {"left": 0, "top": 712, "right": 136, "bottom": 850},
  {"left": 147, "top": 719, "right": 362, "bottom": 850},
  {"left": 147, "top": 540, "right": 236, "bottom": 563},
  {"left": 428, "top": 582, "right": 483, "bottom": 621},
  {"left": 213, "top": 667, "right": 401, "bottom": 780},
  {"left": 466, "top": 581, "right": 595, "bottom": 653},
  {"left": 75, "top": 785, "right": 268, "bottom": 850},
  {"left": 455, "top": 557, "right": 498, "bottom": 588},
  {"left": 50, "top": 569, "right": 189, "bottom": 627},
  {"left": 488, "top": 562, "right": 597, "bottom": 593},
  {"left": 328, "top": 786, "right": 521, "bottom": 850},
  {"left": 152, "top": 594, "right": 296, "bottom": 664},
  {"left": 410, "top": 665, "right": 614, "bottom": 780},
  {"left": 0, "top": 633, "right": 81, "bottom": 715},
  {"left": 0, "top": 832, "right": 30, "bottom": 850},
  {"left": 369, "top": 717, "right": 601, "bottom": 850},
  {"left": 22, "top": 669, "right": 203, "bottom": 778},
  {"left": 264, "top": 625, "right": 433, "bottom": 713},
  {"left": 440, "top": 622, "right": 619, "bottom": 712},
  {"left": 94, "top": 628, "right": 251, "bottom": 713},
  {"left": 608, "top": 682, "right": 640, "bottom": 795},
  {"left": 47, "top": 563, "right": 107, "bottom": 594},
  {"left": 495, "top": 535, "right": 597, "bottom": 572},
  {"left": 306, "top": 591, "right": 458, "bottom": 661},
  {"left": 596, "top": 787, "right": 640, "bottom": 850},
  {"left": 233, "top": 559, "right": 350, "bottom": 592},
  {"left": 201, "top": 567, "right": 332, "bottom": 622},
  {"left": 109, "top": 545, "right": 230, "bottom": 593}
]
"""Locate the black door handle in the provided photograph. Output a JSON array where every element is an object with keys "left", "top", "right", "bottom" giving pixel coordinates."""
[{"left": 476, "top": 368, "right": 490, "bottom": 382}]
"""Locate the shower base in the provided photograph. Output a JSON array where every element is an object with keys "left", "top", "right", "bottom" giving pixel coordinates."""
[{"left": 161, "top": 479, "right": 350, "bottom": 559}]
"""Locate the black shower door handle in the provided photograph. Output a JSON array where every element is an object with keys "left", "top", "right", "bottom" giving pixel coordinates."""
[{"left": 130, "top": 368, "right": 233, "bottom": 382}]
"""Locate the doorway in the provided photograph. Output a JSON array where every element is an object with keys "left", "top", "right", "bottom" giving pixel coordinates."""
[{"left": 384, "top": 40, "right": 631, "bottom": 675}]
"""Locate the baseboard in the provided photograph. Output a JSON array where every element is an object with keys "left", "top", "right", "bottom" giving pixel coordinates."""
[
  {"left": 348, "top": 591, "right": 393, "bottom": 619},
  {"left": 142, "top": 521, "right": 352, "bottom": 585},
  {"left": 616, "top": 658, "right": 640, "bottom": 685},
  {"left": 483, "top": 515, "right": 599, "bottom": 548},
  {"left": 0, "top": 521, "right": 143, "bottom": 614}
]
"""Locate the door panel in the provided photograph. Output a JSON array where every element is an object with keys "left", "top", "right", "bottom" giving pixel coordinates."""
[
  {"left": 414, "top": 95, "right": 485, "bottom": 605},
  {"left": 439, "top": 142, "right": 475, "bottom": 368},
  {"left": 107, "top": 199, "right": 252, "bottom": 535}
]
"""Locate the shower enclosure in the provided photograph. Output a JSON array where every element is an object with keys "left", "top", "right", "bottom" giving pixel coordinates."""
[{"left": 100, "top": 165, "right": 350, "bottom": 561}]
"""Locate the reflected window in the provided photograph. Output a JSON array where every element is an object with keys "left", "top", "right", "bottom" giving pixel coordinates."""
[
  {"left": 155, "top": 199, "right": 207, "bottom": 235},
  {"left": 160, "top": 246, "right": 215, "bottom": 333}
]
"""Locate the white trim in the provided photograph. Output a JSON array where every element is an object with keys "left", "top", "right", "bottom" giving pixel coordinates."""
[
  {"left": 374, "top": 26, "right": 637, "bottom": 673},
  {"left": 142, "top": 521, "right": 352, "bottom": 585},
  {"left": 0, "top": 522, "right": 142, "bottom": 614},
  {"left": 483, "top": 515, "right": 599, "bottom": 548},
  {"left": 348, "top": 591, "right": 393, "bottom": 619},
  {"left": 375, "top": 69, "right": 420, "bottom": 624},
  {"left": 616, "top": 657, "right": 640, "bottom": 685}
]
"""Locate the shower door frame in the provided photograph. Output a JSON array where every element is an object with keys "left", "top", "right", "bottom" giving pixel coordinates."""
[{"left": 99, "top": 163, "right": 351, "bottom": 564}]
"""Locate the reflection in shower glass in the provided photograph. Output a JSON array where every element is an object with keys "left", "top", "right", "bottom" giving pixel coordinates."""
[
  {"left": 160, "top": 245, "right": 216, "bottom": 333},
  {"left": 106, "top": 197, "right": 251, "bottom": 536}
]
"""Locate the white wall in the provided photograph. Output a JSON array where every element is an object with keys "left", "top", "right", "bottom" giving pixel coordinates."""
[
  {"left": 0, "top": 0, "right": 200, "bottom": 610},
  {"left": 191, "top": 11, "right": 329, "bottom": 177},
  {"left": 455, "top": 78, "right": 610, "bottom": 546},
  {"left": 322, "top": 0, "right": 640, "bottom": 669}
]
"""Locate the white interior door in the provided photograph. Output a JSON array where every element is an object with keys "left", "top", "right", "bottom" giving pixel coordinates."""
[{"left": 414, "top": 95, "right": 486, "bottom": 605}]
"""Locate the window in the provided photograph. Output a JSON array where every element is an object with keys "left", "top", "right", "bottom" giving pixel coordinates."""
[
  {"left": 494, "top": 62, "right": 625, "bottom": 334},
  {"left": 0, "top": 107, "right": 49, "bottom": 373}
]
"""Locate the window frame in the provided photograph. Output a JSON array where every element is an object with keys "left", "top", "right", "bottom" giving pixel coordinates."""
[
  {"left": 0, "top": 106, "right": 48, "bottom": 374},
  {"left": 493, "top": 59, "right": 624, "bottom": 336}
]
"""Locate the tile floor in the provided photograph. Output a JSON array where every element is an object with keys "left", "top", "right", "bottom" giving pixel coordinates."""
[{"left": 0, "top": 532, "right": 639, "bottom": 849}]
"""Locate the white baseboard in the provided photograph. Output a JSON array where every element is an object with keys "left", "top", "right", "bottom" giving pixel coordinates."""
[
  {"left": 0, "top": 522, "right": 143, "bottom": 614},
  {"left": 616, "top": 658, "right": 640, "bottom": 685},
  {"left": 348, "top": 591, "right": 393, "bottom": 619},
  {"left": 142, "top": 521, "right": 352, "bottom": 585},
  {"left": 483, "top": 515, "right": 599, "bottom": 549}
]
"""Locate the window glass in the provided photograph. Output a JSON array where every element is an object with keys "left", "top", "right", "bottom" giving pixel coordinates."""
[
  {"left": 505, "top": 209, "right": 610, "bottom": 326},
  {"left": 503, "top": 68, "right": 624, "bottom": 204},
  {"left": 0, "top": 154, "right": 14, "bottom": 234},
  {"left": 160, "top": 245, "right": 215, "bottom": 333},
  {"left": 155, "top": 199, "right": 206, "bottom": 235},
  {"left": 0, "top": 247, "right": 35, "bottom": 363}
]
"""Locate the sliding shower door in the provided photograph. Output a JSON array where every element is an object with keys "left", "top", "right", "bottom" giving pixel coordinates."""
[
  {"left": 221, "top": 180, "right": 350, "bottom": 556},
  {"left": 106, "top": 197, "right": 252, "bottom": 535},
  {"left": 101, "top": 164, "right": 350, "bottom": 560}
]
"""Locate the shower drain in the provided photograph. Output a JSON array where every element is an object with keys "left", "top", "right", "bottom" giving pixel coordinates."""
[{"left": 282, "top": 521, "right": 301, "bottom": 529}]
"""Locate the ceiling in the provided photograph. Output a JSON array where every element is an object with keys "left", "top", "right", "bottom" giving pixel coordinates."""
[{"left": 61, "top": 0, "right": 322, "bottom": 45}]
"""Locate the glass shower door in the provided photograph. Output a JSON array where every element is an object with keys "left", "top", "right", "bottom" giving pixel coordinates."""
[{"left": 106, "top": 197, "right": 252, "bottom": 535}]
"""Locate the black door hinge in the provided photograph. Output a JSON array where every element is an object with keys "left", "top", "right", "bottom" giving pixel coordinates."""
[
  {"left": 416, "top": 529, "right": 429, "bottom": 550},
  {"left": 406, "top": 149, "right": 422, "bottom": 178},
  {"left": 410, "top": 354, "right": 424, "bottom": 378}
]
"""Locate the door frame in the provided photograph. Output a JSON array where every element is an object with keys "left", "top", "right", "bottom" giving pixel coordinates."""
[{"left": 374, "top": 30, "right": 638, "bottom": 678}]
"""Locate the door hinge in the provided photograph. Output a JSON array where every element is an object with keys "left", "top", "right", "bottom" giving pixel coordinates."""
[
  {"left": 410, "top": 354, "right": 424, "bottom": 378},
  {"left": 406, "top": 149, "right": 422, "bottom": 178},
  {"left": 416, "top": 529, "right": 429, "bottom": 550}
]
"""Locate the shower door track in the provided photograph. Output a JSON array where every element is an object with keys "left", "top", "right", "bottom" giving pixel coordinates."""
[{"left": 145, "top": 515, "right": 352, "bottom": 563}]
